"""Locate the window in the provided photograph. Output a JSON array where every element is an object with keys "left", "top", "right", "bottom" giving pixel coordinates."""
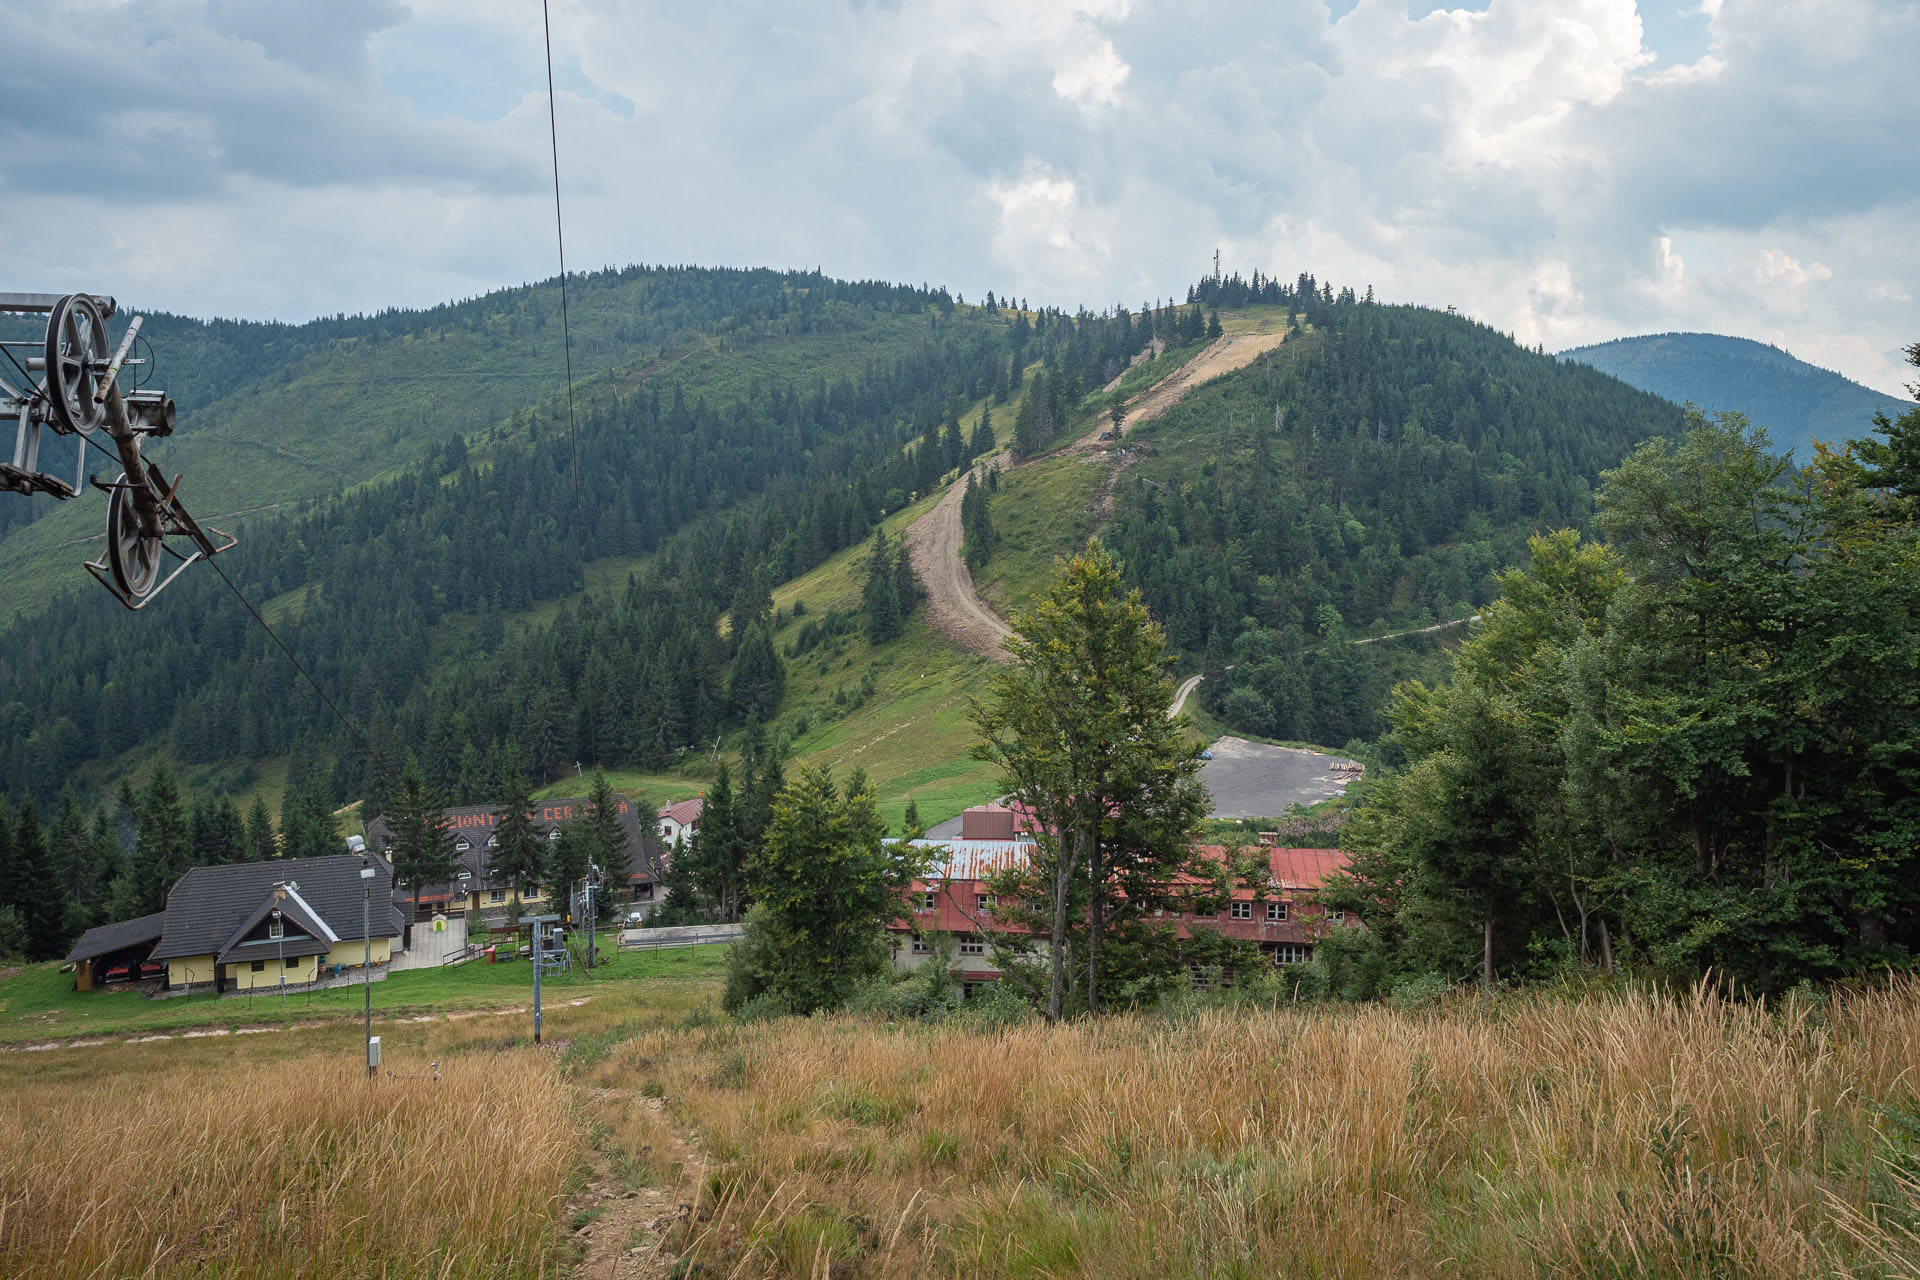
[
  {"left": 976, "top": 893, "right": 994, "bottom": 912},
  {"left": 455, "top": 838, "right": 470, "bottom": 852},
  {"left": 916, "top": 891, "right": 936, "bottom": 912},
  {"left": 490, "top": 889, "right": 506, "bottom": 903},
  {"left": 548, "top": 830, "right": 561, "bottom": 842},
  {"left": 267, "top": 918, "right": 283, "bottom": 940},
  {"left": 1273, "top": 944, "right": 1313, "bottom": 965},
  {"left": 250, "top": 960, "right": 266, "bottom": 972},
  {"left": 1267, "top": 902, "right": 1288, "bottom": 922},
  {"left": 1193, "top": 904, "right": 1217, "bottom": 918},
  {"left": 1326, "top": 909, "right": 1346, "bottom": 923},
  {"left": 284, "top": 957, "right": 299, "bottom": 969},
  {"left": 911, "top": 935, "right": 930, "bottom": 954},
  {"left": 1230, "top": 901, "right": 1253, "bottom": 919},
  {"left": 959, "top": 935, "right": 987, "bottom": 955},
  {"left": 486, "top": 835, "right": 499, "bottom": 847}
]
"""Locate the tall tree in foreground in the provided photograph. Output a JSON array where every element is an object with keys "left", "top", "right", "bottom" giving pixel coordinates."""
[
  {"left": 1341, "top": 409, "right": 1920, "bottom": 993},
  {"left": 388, "top": 759, "right": 458, "bottom": 927},
  {"left": 971, "top": 539, "right": 1209, "bottom": 1020},
  {"left": 723, "top": 766, "right": 921, "bottom": 1015}
]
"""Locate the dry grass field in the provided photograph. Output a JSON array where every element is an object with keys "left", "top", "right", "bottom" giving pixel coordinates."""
[
  {"left": 584, "top": 979, "right": 1920, "bottom": 1279},
  {"left": 5, "top": 960, "right": 1919, "bottom": 1279}
]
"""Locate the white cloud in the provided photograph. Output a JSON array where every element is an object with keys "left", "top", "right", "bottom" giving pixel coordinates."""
[{"left": 0, "top": 0, "right": 1912, "bottom": 395}]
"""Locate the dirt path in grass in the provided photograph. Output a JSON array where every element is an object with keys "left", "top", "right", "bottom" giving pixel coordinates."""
[
  {"left": 571, "top": 1089, "right": 712, "bottom": 1280},
  {"left": 903, "top": 451, "right": 1016, "bottom": 660},
  {"left": 907, "top": 327, "right": 1288, "bottom": 662}
]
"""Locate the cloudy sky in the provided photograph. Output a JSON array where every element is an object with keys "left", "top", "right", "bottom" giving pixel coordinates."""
[{"left": 3, "top": 0, "right": 1913, "bottom": 393}]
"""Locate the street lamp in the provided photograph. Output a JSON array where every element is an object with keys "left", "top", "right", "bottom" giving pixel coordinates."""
[{"left": 360, "top": 855, "right": 377, "bottom": 1079}]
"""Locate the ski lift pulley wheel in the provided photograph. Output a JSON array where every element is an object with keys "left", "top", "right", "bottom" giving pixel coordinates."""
[
  {"left": 106, "top": 474, "right": 162, "bottom": 598},
  {"left": 44, "top": 294, "right": 108, "bottom": 436}
]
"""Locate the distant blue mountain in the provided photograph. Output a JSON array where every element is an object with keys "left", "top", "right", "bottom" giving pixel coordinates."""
[{"left": 1558, "top": 332, "right": 1906, "bottom": 460}]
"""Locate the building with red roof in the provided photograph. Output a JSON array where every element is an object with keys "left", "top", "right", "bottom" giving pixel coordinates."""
[{"left": 888, "top": 807, "right": 1356, "bottom": 987}]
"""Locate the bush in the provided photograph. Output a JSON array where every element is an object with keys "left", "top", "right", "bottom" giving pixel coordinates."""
[{"left": 957, "top": 979, "right": 1034, "bottom": 1028}]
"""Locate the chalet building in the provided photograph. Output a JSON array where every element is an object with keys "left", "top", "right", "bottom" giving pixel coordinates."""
[
  {"left": 364, "top": 794, "right": 663, "bottom": 920},
  {"left": 888, "top": 807, "right": 1357, "bottom": 987},
  {"left": 656, "top": 797, "right": 704, "bottom": 846},
  {"left": 65, "top": 854, "right": 404, "bottom": 995}
]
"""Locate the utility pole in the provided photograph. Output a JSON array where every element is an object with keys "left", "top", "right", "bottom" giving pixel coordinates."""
[
  {"left": 526, "top": 913, "right": 561, "bottom": 1045},
  {"left": 360, "top": 855, "right": 377, "bottom": 1078}
]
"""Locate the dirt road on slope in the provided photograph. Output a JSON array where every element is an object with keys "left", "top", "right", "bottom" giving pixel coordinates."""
[
  {"left": 1074, "top": 328, "right": 1289, "bottom": 452},
  {"left": 903, "top": 452, "right": 1016, "bottom": 659},
  {"left": 907, "top": 328, "right": 1288, "bottom": 661}
]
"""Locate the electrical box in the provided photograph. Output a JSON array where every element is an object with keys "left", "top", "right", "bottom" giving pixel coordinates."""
[{"left": 367, "top": 1036, "right": 381, "bottom": 1070}]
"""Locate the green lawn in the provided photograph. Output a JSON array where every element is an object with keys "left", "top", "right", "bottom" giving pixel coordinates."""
[{"left": 0, "top": 943, "right": 731, "bottom": 1046}]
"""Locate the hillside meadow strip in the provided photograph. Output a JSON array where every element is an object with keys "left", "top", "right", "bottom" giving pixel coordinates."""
[{"left": 582, "top": 979, "right": 1920, "bottom": 1278}]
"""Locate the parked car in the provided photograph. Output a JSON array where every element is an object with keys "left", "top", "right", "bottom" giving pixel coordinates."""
[{"left": 625, "top": 910, "right": 645, "bottom": 926}]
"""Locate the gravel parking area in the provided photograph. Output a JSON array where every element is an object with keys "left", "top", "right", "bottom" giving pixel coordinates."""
[{"left": 1198, "top": 736, "right": 1357, "bottom": 819}]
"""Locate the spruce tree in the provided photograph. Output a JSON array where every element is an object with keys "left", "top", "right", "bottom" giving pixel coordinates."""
[
  {"left": 134, "top": 761, "right": 190, "bottom": 913},
  {"left": 85, "top": 807, "right": 123, "bottom": 917},
  {"left": 389, "top": 759, "right": 458, "bottom": 925},
  {"left": 582, "top": 771, "right": 632, "bottom": 917},
  {"left": 862, "top": 527, "right": 903, "bottom": 644},
  {"left": 51, "top": 786, "right": 91, "bottom": 919},
  {"left": 243, "top": 795, "right": 278, "bottom": 862},
  {"left": 487, "top": 750, "right": 545, "bottom": 908},
  {"left": 278, "top": 781, "right": 338, "bottom": 862},
  {"left": 16, "top": 801, "right": 70, "bottom": 961},
  {"left": 971, "top": 404, "right": 994, "bottom": 458},
  {"left": 0, "top": 799, "right": 20, "bottom": 928}
]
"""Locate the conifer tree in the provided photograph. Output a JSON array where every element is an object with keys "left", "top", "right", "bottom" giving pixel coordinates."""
[
  {"left": 862, "top": 526, "right": 903, "bottom": 644},
  {"left": 243, "top": 795, "right": 278, "bottom": 862},
  {"left": 85, "top": 806, "right": 123, "bottom": 917},
  {"left": 487, "top": 750, "right": 545, "bottom": 910},
  {"left": 278, "top": 780, "right": 338, "bottom": 862},
  {"left": 726, "top": 620, "right": 785, "bottom": 720},
  {"left": 0, "top": 799, "right": 18, "bottom": 925},
  {"left": 581, "top": 771, "right": 632, "bottom": 922},
  {"left": 51, "top": 786, "right": 92, "bottom": 922},
  {"left": 389, "top": 758, "right": 458, "bottom": 926},
  {"left": 16, "top": 801, "right": 70, "bottom": 960},
  {"left": 133, "top": 761, "right": 190, "bottom": 913},
  {"left": 723, "top": 767, "right": 919, "bottom": 1015},
  {"left": 971, "top": 404, "right": 994, "bottom": 458}
]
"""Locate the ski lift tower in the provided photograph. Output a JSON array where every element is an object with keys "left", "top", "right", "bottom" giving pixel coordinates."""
[{"left": 0, "top": 293, "right": 234, "bottom": 608}]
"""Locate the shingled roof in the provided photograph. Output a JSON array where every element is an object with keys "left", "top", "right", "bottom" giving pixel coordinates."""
[
  {"left": 64, "top": 911, "right": 166, "bottom": 965},
  {"left": 149, "top": 855, "right": 403, "bottom": 962}
]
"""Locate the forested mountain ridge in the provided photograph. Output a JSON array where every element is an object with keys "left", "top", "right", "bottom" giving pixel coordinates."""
[
  {"left": 0, "top": 272, "right": 1166, "bottom": 818},
  {"left": 3, "top": 267, "right": 1713, "bottom": 858},
  {"left": 1105, "top": 288, "right": 1689, "bottom": 748},
  {"left": 1557, "top": 331, "right": 1902, "bottom": 460},
  {"left": 0, "top": 265, "right": 946, "bottom": 623}
]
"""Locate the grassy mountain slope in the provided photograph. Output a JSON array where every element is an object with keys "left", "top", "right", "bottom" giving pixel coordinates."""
[{"left": 1557, "top": 332, "right": 1903, "bottom": 460}]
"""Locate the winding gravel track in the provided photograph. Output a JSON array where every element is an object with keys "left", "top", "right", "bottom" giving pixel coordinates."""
[{"left": 906, "top": 329, "right": 1289, "bottom": 661}]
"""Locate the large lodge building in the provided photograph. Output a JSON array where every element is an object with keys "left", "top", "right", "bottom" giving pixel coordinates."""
[
  {"left": 363, "top": 794, "right": 665, "bottom": 920},
  {"left": 889, "top": 805, "right": 1357, "bottom": 988}
]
